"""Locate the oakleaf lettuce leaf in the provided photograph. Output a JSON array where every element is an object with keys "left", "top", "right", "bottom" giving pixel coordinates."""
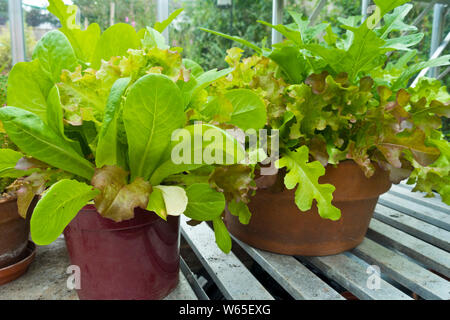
[{"left": 276, "top": 146, "right": 340, "bottom": 220}]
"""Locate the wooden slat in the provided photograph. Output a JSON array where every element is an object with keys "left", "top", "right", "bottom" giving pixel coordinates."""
[
  {"left": 232, "top": 237, "right": 344, "bottom": 300},
  {"left": 180, "top": 217, "right": 274, "bottom": 300},
  {"left": 367, "top": 219, "right": 450, "bottom": 278},
  {"left": 374, "top": 204, "right": 450, "bottom": 251},
  {"left": 352, "top": 238, "right": 450, "bottom": 300},
  {"left": 389, "top": 185, "right": 449, "bottom": 214},
  {"left": 165, "top": 272, "right": 198, "bottom": 300},
  {"left": 179, "top": 257, "right": 209, "bottom": 300},
  {"left": 379, "top": 193, "right": 450, "bottom": 230},
  {"left": 300, "top": 254, "right": 412, "bottom": 300}
]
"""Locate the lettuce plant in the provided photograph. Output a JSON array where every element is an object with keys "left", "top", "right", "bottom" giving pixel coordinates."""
[
  {"left": 203, "top": 0, "right": 450, "bottom": 220},
  {"left": 0, "top": 0, "right": 267, "bottom": 253}
]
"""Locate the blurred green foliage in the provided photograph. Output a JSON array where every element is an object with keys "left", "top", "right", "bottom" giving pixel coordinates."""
[
  {"left": 169, "top": 0, "right": 448, "bottom": 87},
  {"left": 73, "top": 0, "right": 157, "bottom": 31}
]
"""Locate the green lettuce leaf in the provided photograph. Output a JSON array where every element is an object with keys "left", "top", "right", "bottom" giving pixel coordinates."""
[
  {"left": 123, "top": 74, "right": 186, "bottom": 181},
  {"left": 96, "top": 77, "right": 131, "bottom": 168},
  {"left": 91, "top": 23, "right": 140, "bottom": 69},
  {"left": 226, "top": 89, "right": 267, "bottom": 131},
  {"left": 213, "top": 216, "right": 232, "bottom": 254},
  {"left": 32, "top": 30, "right": 78, "bottom": 83},
  {"left": 0, "top": 149, "right": 24, "bottom": 178},
  {"left": 276, "top": 146, "right": 341, "bottom": 220},
  {"left": 30, "top": 179, "right": 99, "bottom": 245},
  {"left": 0, "top": 107, "right": 95, "bottom": 180},
  {"left": 47, "top": 0, "right": 101, "bottom": 62},
  {"left": 7, "top": 60, "right": 53, "bottom": 121},
  {"left": 147, "top": 187, "right": 167, "bottom": 220},
  {"left": 184, "top": 183, "right": 226, "bottom": 221},
  {"left": 228, "top": 200, "right": 252, "bottom": 225}
]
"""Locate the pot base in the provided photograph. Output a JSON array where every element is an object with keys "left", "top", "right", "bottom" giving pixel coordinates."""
[{"left": 0, "top": 241, "right": 36, "bottom": 286}]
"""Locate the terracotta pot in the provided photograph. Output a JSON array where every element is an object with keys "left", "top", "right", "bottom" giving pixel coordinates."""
[
  {"left": 63, "top": 205, "right": 180, "bottom": 300},
  {"left": 0, "top": 197, "right": 29, "bottom": 269},
  {"left": 225, "top": 161, "right": 392, "bottom": 256}
]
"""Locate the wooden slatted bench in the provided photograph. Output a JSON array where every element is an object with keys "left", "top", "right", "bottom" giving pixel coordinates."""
[{"left": 1, "top": 184, "right": 449, "bottom": 300}]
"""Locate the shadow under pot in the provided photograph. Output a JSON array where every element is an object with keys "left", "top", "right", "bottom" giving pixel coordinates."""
[
  {"left": 63, "top": 205, "right": 180, "bottom": 300},
  {"left": 225, "top": 160, "right": 392, "bottom": 256}
]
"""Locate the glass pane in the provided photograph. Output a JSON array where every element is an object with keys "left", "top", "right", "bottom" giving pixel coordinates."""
[
  {"left": 75, "top": 0, "right": 157, "bottom": 31},
  {"left": 0, "top": 0, "right": 10, "bottom": 106},
  {"left": 22, "top": 0, "right": 60, "bottom": 61},
  {"left": 0, "top": 0, "right": 11, "bottom": 75}
]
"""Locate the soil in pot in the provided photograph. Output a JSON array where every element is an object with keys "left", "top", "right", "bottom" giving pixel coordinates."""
[
  {"left": 63, "top": 205, "right": 180, "bottom": 300},
  {"left": 225, "top": 161, "right": 392, "bottom": 256},
  {"left": 0, "top": 197, "right": 30, "bottom": 269}
]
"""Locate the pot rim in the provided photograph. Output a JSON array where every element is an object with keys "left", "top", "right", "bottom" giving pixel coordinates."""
[
  {"left": 0, "top": 195, "right": 17, "bottom": 205},
  {"left": 67, "top": 205, "right": 173, "bottom": 232}
]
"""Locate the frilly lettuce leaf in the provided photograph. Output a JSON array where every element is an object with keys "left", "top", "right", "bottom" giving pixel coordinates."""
[
  {"left": 209, "top": 164, "right": 256, "bottom": 204},
  {"left": 276, "top": 146, "right": 341, "bottom": 220}
]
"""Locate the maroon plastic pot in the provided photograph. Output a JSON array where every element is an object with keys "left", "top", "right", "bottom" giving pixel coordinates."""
[{"left": 63, "top": 205, "right": 180, "bottom": 300}]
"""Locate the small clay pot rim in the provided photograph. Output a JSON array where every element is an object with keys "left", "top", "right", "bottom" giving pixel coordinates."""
[
  {"left": 0, "top": 195, "right": 17, "bottom": 205},
  {"left": 0, "top": 241, "right": 36, "bottom": 284}
]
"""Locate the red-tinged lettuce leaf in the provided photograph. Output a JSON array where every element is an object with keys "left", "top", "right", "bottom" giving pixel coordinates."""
[
  {"left": 91, "top": 166, "right": 151, "bottom": 222},
  {"left": 276, "top": 146, "right": 341, "bottom": 220},
  {"left": 15, "top": 172, "right": 47, "bottom": 218},
  {"left": 379, "top": 129, "right": 440, "bottom": 168},
  {"left": 209, "top": 164, "right": 256, "bottom": 204},
  {"left": 347, "top": 140, "right": 376, "bottom": 177},
  {"left": 383, "top": 89, "right": 411, "bottom": 123}
]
